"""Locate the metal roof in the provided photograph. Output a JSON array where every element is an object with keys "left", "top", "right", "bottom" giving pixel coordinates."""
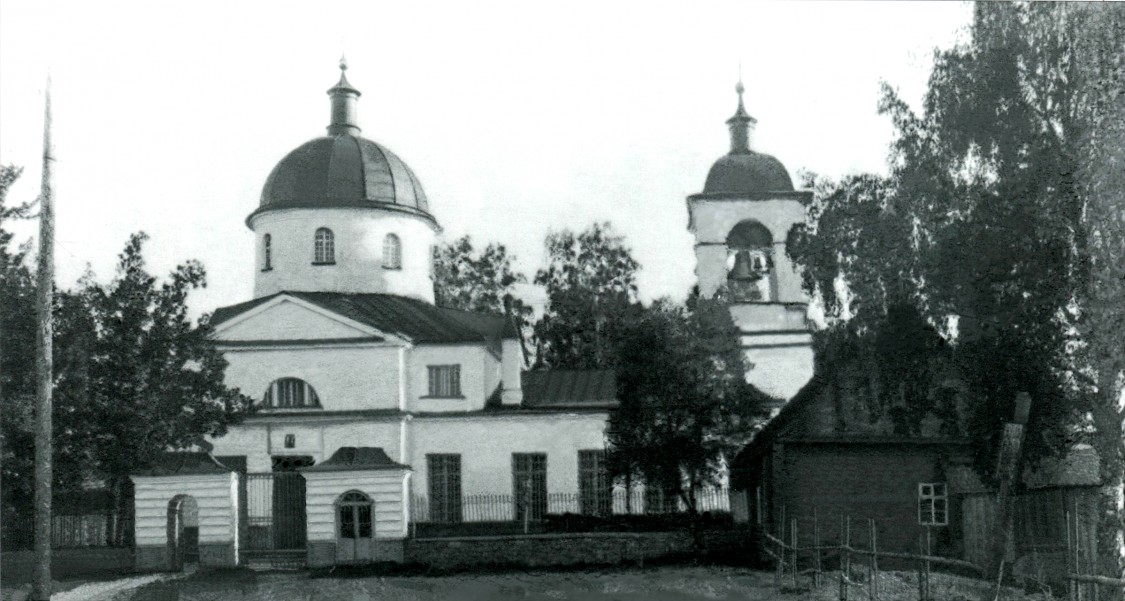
[
  {"left": 211, "top": 291, "right": 517, "bottom": 346},
  {"left": 521, "top": 369, "right": 618, "bottom": 408},
  {"left": 302, "top": 447, "right": 410, "bottom": 472},
  {"left": 703, "top": 151, "right": 795, "bottom": 196}
]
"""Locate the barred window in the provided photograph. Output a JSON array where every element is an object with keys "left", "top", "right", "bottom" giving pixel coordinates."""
[
  {"left": 314, "top": 227, "right": 335, "bottom": 264},
  {"left": 427, "top": 365, "right": 461, "bottom": 398},
  {"left": 513, "top": 453, "right": 547, "bottom": 521},
  {"left": 427, "top": 454, "right": 462, "bottom": 523},
  {"left": 383, "top": 233, "right": 402, "bottom": 269},
  {"left": 578, "top": 450, "right": 611, "bottom": 516},
  {"left": 918, "top": 483, "right": 948, "bottom": 526},
  {"left": 262, "top": 234, "right": 272, "bottom": 271},
  {"left": 262, "top": 378, "right": 320, "bottom": 408},
  {"left": 645, "top": 482, "right": 680, "bottom": 514}
]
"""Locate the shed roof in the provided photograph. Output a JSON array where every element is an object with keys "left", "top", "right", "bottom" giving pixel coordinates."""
[
  {"left": 1023, "top": 444, "right": 1101, "bottom": 489},
  {"left": 302, "top": 447, "right": 410, "bottom": 472},
  {"left": 211, "top": 292, "right": 517, "bottom": 346}
]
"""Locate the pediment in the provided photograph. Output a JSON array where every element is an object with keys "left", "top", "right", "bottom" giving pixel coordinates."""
[{"left": 212, "top": 296, "right": 392, "bottom": 342}]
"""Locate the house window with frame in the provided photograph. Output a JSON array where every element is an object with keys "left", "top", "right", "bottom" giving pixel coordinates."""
[
  {"left": 512, "top": 453, "right": 547, "bottom": 521},
  {"left": 578, "top": 450, "right": 611, "bottom": 516},
  {"left": 645, "top": 482, "right": 680, "bottom": 514},
  {"left": 262, "top": 234, "right": 272, "bottom": 271},
  {"left": 918, "top": 483, "right": 948, "bottom": 526},
  {"left": 337, "top": 491, "right": 373, "bottom": 539},
  {"left": 383, "top": 233, "right": 402, "bottom": 269},
  {"left": 313, "top": 227, "right": 335, "bottom": 264},
  {"left": 262, "top": 377, "right": 321, "bottom": 408},
  {"left": 427, "top": 454, "right": 462, "bottom": 523},
  {"left": 427, "top": 365, "right": 462, "bottom": 398}
]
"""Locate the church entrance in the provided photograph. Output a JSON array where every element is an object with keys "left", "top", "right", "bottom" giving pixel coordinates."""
[{"left": 242, "top": 455, "right": 314, "bottom": 567}]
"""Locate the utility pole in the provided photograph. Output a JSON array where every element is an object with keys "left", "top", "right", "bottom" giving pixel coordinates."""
[{"left": 33, "top": 76, "right": 55, "bottom": 601}]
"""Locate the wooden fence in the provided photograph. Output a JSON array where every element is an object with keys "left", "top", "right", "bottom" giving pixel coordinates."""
[
  {"left": 763, "top": 510, "right": 983, "bottom": 601},
  {"left": 1066, "top": 505, "right": 1125, "bottom": 601}
]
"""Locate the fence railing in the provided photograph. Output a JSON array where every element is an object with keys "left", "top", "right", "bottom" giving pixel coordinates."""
[
  {"left": 2, "top": 514, "right": 133, "bottom": 550},
  {"left": 410, "top": 486, "right": 731, "bottom": 524}
]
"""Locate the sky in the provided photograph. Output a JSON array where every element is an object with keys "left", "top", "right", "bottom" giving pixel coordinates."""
[{"left": 0, "top": 1, "right": 972, "bottom": 316}]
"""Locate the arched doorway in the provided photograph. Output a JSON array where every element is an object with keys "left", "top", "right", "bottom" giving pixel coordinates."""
[
  {"left": 336, "top": 490, "right": 373, "bottom": 562},
  {"left": 167, "top": 495, "right": 199, "bottom": 571}
]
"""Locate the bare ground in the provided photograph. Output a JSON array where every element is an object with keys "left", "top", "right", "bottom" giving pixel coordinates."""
[{"left": 98, "top": 565, "right": 1053, "bottom": 601}]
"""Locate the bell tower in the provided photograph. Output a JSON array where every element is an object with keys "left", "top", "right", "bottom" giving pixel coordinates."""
[{"left": 686, "top": 80, "right": 814, "bottom": 405}]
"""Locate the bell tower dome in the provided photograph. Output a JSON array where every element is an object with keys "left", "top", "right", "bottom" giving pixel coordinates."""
[
  {"left": 686, "top": 79, "right": 814, "bottom": 403},
  {"left": 249, "top": 60, "right": 440, "bottom": 302}
]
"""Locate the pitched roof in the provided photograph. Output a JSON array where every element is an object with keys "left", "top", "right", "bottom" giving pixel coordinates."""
[
  {"left": 521, "top": 370, "right": 617, "bottom": 409},
  {"left": 1023, "top": 444, "right": 1101, "bottom": 489},
  {"left": 210, "top": 292, "right": 517, "bottom": 345},
  {"left": 131, "top": 452, "right": 233, "bottom": 477},
  {"left": 302, "top": 447, "right": 410, "bottom": 472}
]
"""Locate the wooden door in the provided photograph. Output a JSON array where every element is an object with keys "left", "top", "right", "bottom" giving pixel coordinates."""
[{"left": 337, "top": 491, "right": 374, "bottom": 563}]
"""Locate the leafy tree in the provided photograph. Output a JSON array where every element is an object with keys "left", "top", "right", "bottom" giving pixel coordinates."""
[
  {"left": 432, "top": 235, "right": 533, "bottom": 355},
  {"left": 50, "top": 232, "right": 254, "bottom": 539},
  {"left": 532, "top": 222, "right": 639, "bottom": 369},
  {"left": 789, "top": 2, "right": 1124, "bottom": 575},
  {"left": 0, "top": 164, "right": 38, "bottom": 525},
  {"left": 607, "top": 293, "right": 769, "bottom": 511}
]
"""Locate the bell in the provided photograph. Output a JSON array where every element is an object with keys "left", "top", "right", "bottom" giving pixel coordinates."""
[{"left": 729, "top": 250, "right": 758, "bottom": 280}]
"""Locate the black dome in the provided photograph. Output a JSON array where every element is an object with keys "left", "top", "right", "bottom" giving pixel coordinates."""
[
  {"left": 703, "top": 151, "right": 794, "bottom": 195},
  {"left": 255, "top": 133, "right": 432, "bottom": 221}
]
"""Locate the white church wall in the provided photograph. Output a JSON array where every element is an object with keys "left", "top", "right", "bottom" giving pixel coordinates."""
[
  {"left": 408, "top": 345, "right": 499, "bottom": 412},
  {"left": 689, "top": 198, "right": 806, "bottom": 301},
  {"left": 221, "top": 345, "right": 402, "bottom": 411},
  {"left": 209, "top": 420, "right": 407, "bottom": 474},
  {"left": 743, "top": 345, "right": 815, "bottom": 401},
  {"left": 251, "top": 208, "right": 437, "bottom": 302},
  {"left": 407, "top": 413, "right": 609, "bottom": 515}
]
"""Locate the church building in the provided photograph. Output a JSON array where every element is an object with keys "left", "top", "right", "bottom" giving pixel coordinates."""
[{"left": 129, "top": 65, "right": 813, "bottom": 571}]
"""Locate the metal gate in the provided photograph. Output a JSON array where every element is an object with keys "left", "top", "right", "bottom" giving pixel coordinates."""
[{"left": 242, "top": 470, "right": 308, "bottom": 567}]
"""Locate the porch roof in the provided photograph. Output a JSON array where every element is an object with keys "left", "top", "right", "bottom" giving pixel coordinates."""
[
  {"left": 302, "top": 446, "right": 411, "bottom": 472},
  {"left": 132, "top": 452, "right": 234, "bottom": 477}
]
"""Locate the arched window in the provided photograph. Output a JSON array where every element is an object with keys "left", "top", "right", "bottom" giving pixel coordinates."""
[
  {"left": 262, "top": 234, "right": 272, "bottom": 271},
  {"left": 262, "top": 378, "right": 321, "bottom": 408},
  {"left": 337, "top": 490, "right": 373, "bottom": 540},
  {"left": 725, "top": 220, "right": 776, "bottom": 302},
  {"left": 382, "top": 233, "right": 402, "bottom": 269},
  {"left": 314, "top": 228, "right": 335, "bottom": 264}
]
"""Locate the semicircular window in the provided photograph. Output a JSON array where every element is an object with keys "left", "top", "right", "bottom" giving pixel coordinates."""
[{"left": 263, "top": 377, "right": 321, "bottom": 408}]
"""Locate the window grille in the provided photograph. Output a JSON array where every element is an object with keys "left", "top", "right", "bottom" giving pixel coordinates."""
[
  {"left": 262, "top": 378, "right": 320, "bottom": 408},
  {"left": 314, "top": 228, "right": 335, "bottom": 264},
  {"left": 645, "top": 482, "right": 680, "bottom": 514},
  {"left": 512, "top": 453, "right": 547, "bottom": 521},
  {"left": 578, "top": 450, "right": 611, "bottom": 516},
  {"left": 918, "top": 482, "right": 948, "bottom": 526},
  {"left": 383, "top": 233, "right": 402, "bottom": 269},
  {"left": 427, "top": 454, "right": 462, "bottom": 523},
  {"left": 427, "top": 365, "right": 461, "bottom": 398}
]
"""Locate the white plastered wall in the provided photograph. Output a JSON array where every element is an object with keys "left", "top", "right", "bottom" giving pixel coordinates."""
[
  {"left": 131, "top": 473, "right": 239, "bottom": 551},
  {"left": 303, "top": 470, "right": 411, "bottom": 541},
  {"left": 407, "top": 413, "right": 609, "bottom": 520},
  {"left": 688, "top": 198, "right": 807, "bottom": 301},
  {"left": 408, "top": 345, "right": 500, "bottom": 412},
  {"left": 251, "top": 208, "right": 437, "bottom": 302}
]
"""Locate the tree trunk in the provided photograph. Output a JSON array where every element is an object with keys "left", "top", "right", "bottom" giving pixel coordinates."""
[{"left": 32, "top": 77, "right": 55, "bottom": 601}]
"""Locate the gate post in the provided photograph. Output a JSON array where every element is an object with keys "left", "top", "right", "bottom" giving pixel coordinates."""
[{"left": 130, "top": 453, "right": 240, "bottom": 571}]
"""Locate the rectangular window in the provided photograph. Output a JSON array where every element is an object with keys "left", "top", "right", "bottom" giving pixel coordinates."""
[
  {"left": 578, "top": 450, "right": 611, "bottom": 516},
  {"left": 918, "top": 483, "right": 948, "bottom": 526},
  {"left": 427, "top": 365, "right": 462, "bottom": 398},
  {"left": 427, "top": 454, "right": 462, "bottom": 523},
  {"left": 512, "top": 453, "right": 547, "bottom": 521}
]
